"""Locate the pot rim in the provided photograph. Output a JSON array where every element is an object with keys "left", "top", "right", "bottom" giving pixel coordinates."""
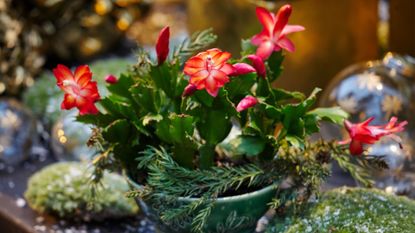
[{"left": 123, "top": 171, "right": 277, "bottom": 203}]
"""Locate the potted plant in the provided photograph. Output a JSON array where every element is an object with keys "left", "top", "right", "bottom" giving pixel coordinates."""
[{"left": 51, "top": 5, "right": 407, "bottom": 233}]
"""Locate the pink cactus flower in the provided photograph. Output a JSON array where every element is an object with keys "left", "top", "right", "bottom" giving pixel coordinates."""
[
  {"left": 183, "top": 48, "right": 234, "bottom": 97},
  {"left": 341, "top": 117, "right": 407, "bottom": 155},
  {"left": 251, "top": 5, "right": 305, "bottom": 60}
]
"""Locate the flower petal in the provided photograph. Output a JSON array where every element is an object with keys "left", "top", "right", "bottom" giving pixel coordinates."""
[
  {"left": 197, "top": 48, "right": 221, "bottom": 60},
  {"left": 205, "top": 76, "right": 219, "bottom": 97},
  {"left": 77, "top": 72, "right": 93, "bottom": 88},
  {"left": 212, "top": 51, "right": 231, "bottom": 68},
  {"left": 184, "top": 57, "right": 205, "bottom": 75},
  {"left": 189, "top": 70, "right": 209, "bottom": 87},
  {"left": 273, "top": 4, "right": 292, "bottom": 37},
  {"left": 361, "top": 117, "right": 375, "bottom": 126},
  {"left": 81, "top": 81, "right": 100, "bottom": 100},
  {"left": 256, "top": 40, "right": 275, "bottom": 60},
  {"left": 61, "top": 94, "right": 76, "bottom": 110},
  {"left": 277, "top": 37, "right": 295, "bottom": 52},
  {"left": 78, "top": 100, "right": 99, "bottom": 115},
  {"left": 210, "top": 70, "right": 229, "bottom": 86},
  {"left": 220, "top": 63, "right": 235, "bottom": 76},
  {"left": 281, "top": 25, "right": 305, "bottom": 36},
  {"left": 251, "top": 30, "right": 270, "bottom": 45},
  {"left": 255, "top": 7, "right": 275, "bottom": 36},
  {"left": 349, "top": 140, "right": 364, "bottom": 155},
  {"left": 74, "top": 65, "right": 91, "bottom": 81},
  {"left": 206, "top": 48, "right": 222, "bottom": 56},
  {"left": 53, "top": 64, "right": 73, "bottom": 85}
]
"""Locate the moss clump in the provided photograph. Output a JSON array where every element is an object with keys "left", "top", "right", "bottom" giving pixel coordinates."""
[
  {"left": 25, "top": 162, "right": 138, "bottom": 221},
  {"left": 267, "top": 187, "right": 415, "bottom": 233}
]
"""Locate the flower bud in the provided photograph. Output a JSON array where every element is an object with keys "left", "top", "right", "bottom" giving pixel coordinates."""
[
  {"left": 247, "top": 55, "right": 266, "bottom": 78},
  {"left": 236, "top": 95, "right": 258, "bottom": 112},
  {"left": 156, "top": 26, "right": 170, "bottom": 65},
  {"left": 182, "top": 84, "right": 197, "bottom": 97},
  {"left": 229, "top": 63, "right": 256, "bottom": 76},
  {"left": 105, "top": 74, "right": 118, "bottom": 84}
]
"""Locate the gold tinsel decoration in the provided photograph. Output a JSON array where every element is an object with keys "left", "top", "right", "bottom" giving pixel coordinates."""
[{"left": 0, "top": 0, "right": 44, "bottom": 96}]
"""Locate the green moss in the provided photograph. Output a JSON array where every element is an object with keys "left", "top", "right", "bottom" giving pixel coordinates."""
[
  {"left": 267, "top": 187, "right": 415, "bottom": 233},
  {"left": 24, "top": 162, "right": 138, "bottom": 221},
  {"left": 23, "top": 58, "right": 133, "bottom": 125}
]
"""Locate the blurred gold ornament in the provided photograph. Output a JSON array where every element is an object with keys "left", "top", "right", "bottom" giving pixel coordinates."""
[
  {"left": 116, "top": 10, "right": 133, "bottom": 31},
  {"left": 80, "top": 37, "right": 103, "bottom": 57},
  {"left": 95, "top": 0, "right": 113, "bottom": 15},
  {"left": 34, "top": 0, "right": 150, "bottom": 60},
  {"left": 115, "top": 0, "right": 141, "bottom": 7},
  {"left": 80, "top": 14, "right": 103, "bottom": 28},
  {"left": 127, "top": 1, "right": 185, "bottom": 45},
  {"left": 0, "top": 0, "right": 45, "bottom": 96},
  {"left": 0, "top": 0, "right": 151, "bottom": 96}
]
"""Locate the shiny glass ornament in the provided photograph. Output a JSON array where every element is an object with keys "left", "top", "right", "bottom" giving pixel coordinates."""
[
  {"left": 320, "top": 53, "right": 415, "bottom": 196},
  {"left": 51, "top": 111, "right": 96, "bottom": 161},
  {"left": 0, "top": 98, "right": 36, "bottom": 165}
]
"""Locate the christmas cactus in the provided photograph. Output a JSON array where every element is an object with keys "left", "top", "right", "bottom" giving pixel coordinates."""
[{"left": 53, "top": 5, "right": 406, "bottom": 232}]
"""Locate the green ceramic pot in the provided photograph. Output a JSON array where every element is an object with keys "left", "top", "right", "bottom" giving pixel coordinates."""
[{"left": 125, "top": 174, "right": 277, "bottom": 233}]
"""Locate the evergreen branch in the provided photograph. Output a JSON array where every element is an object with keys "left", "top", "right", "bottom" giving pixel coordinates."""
[
  {"left": 136, "top": 146, "right": 272, "bottom": 232},
  {"left": 268, "top": 198, "right": 281, "bottom": 210},
  {"left": 358, "top": 155, "right": 389, "bottom": 170},
  {"left": 136, "top": 142, "right": 362, "bottom": 232},
  {"left": 138, "top": 146, "right": 270, "bottom": 197},
  {"left": 173, "top": 28, "right": 217, "bottom": 61},
  {"left": 191, "top": 199, "right": 215, "bottom": 233},
  {"left": 328, "top": 143, "right": 390, "bottom": 187},
  {"left": 330, "top": 151, "right": 374, "bottom": 187},
  {"left": 160, "top": 196, "right": 206, "bottom": 222},
  {"left": 132, "top": 48, "right": 152, "bottom": 77}
]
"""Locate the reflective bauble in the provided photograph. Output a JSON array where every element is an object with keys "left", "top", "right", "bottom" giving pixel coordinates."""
[
  {"left": 0, "top": 98, "right": 36, "bottom": 165},
  {"left": 51, "top": 111, "right": 95, "bottom": 161},
  {"left": 320, "top": 53, "right": 415, "bottom": 195}
]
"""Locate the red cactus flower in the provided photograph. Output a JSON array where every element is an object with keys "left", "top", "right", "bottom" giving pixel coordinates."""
[
  {"left": 53, "top": 64, "right": 100, "bottom": 115},
  {"left": 183, "top": 48, "right": 234, "bottom": 97},
  {"left": 156, "top": 26, "right": 170, "bottom": 65},
  {"left": 341, "top": 117, "right": 407, "bottom": 155},
  {"left": 236, "top": 95, "right": 258, "bottom": 112},
  {"left": 105, "top": 74, "right": 118, "bottom": 84},
  {"left": 182, "top": 83, "right": 197, "bottom": 97},
  {"left": 229, "top": 63, "right": 256, "bottom": 76},
  {"left": 251, "top": 5, "right": 305, "bottom": 60},
  {"left": 247, "top": 55, "right": 266, "bottom": 78}
]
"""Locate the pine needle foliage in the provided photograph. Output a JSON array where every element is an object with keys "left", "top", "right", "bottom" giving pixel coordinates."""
[
  {"left": 124, "top": 141, "right": 378, "bottom": 232},
  {"left": 137, "top": 146, "right": 270, "bottom": 198},
  {"left": 173, "top": 28, "right": 218, "bottom": 59},
  {"left": 135, "top": 146, "right": 272, "bottom": 232}
]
